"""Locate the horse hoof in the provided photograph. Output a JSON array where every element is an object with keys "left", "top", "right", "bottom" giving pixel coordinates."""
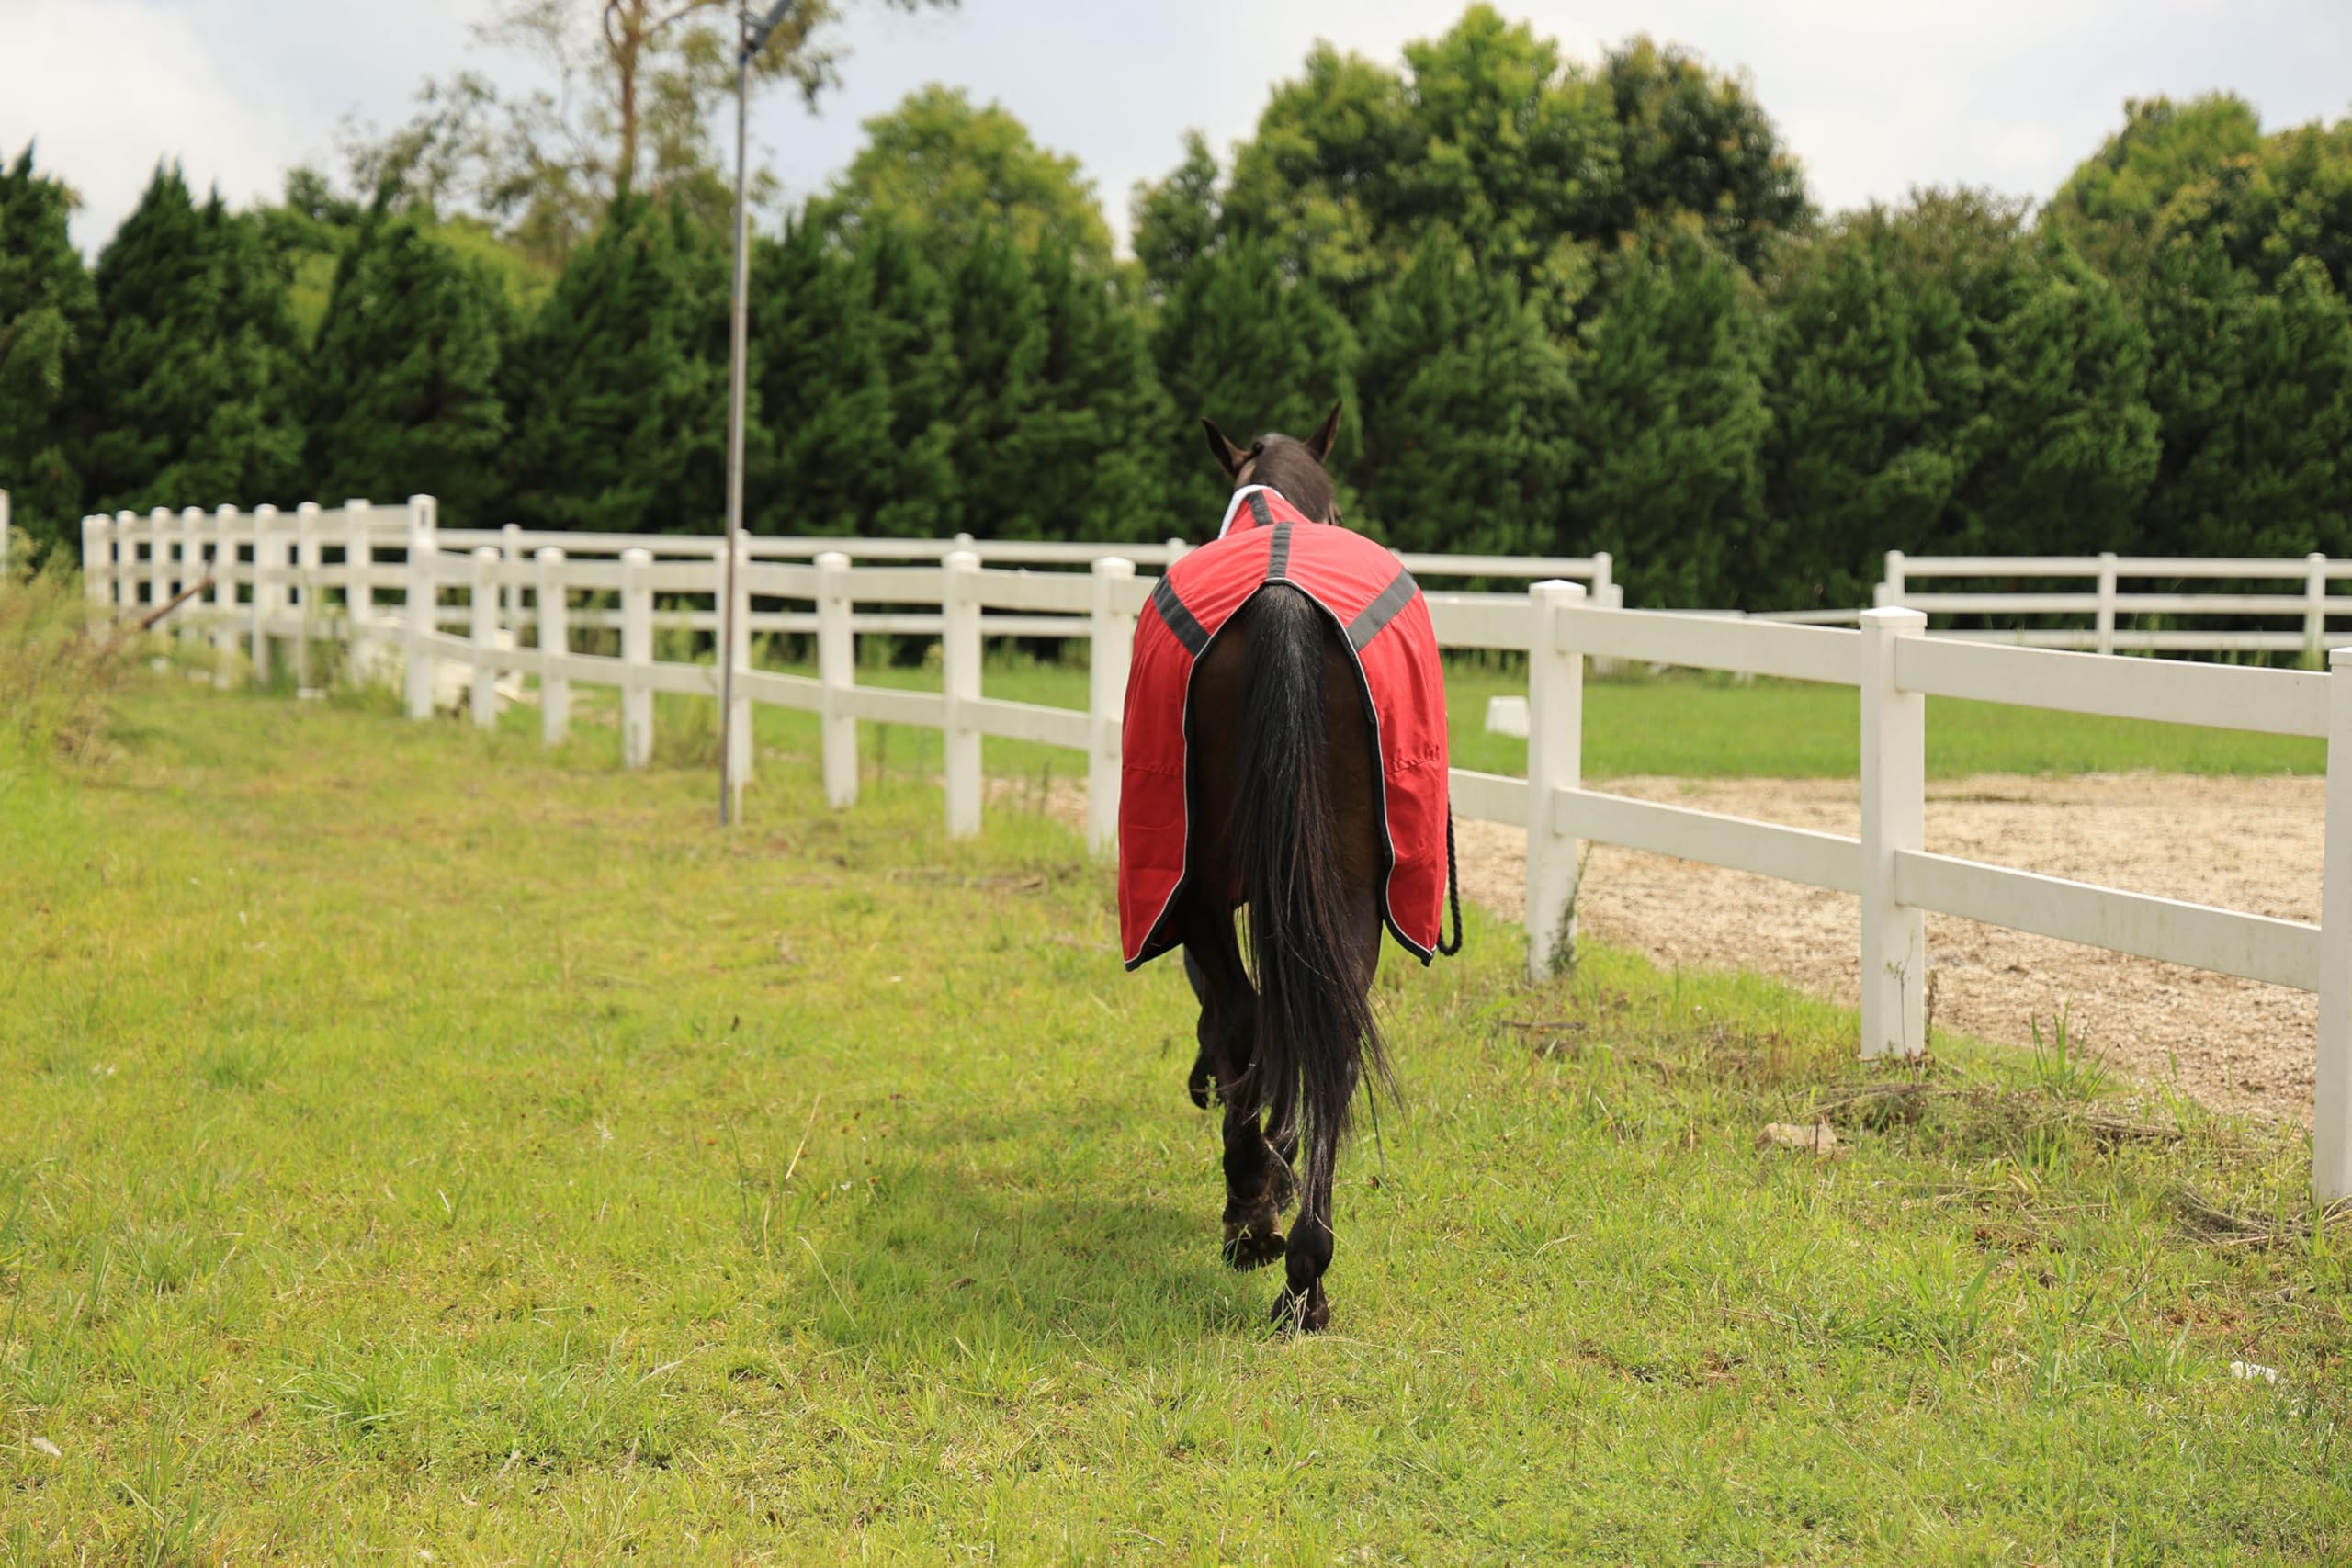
[
  {"left": 1271, "top": 1287, "right": 1330, "bottom": 1334},
  {"left": 1222, "top": 1226, "right": 1286, "bottom": 1270}
]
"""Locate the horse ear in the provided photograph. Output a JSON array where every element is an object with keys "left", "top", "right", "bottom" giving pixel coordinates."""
[
  {"left": 1200, "top": 417, "right": 1248, "bottom": 479},
  {"left": 1304, "top": 400, "right": 1343, "bottom": 465}
]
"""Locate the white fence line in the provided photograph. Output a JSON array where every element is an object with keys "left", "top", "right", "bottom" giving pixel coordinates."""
[
  {"left": 1878, "top": 549, "right": 2352, "bottom": 657},
  {"left": 74, "top": 497, "right": 2352, "bottom": 1203}
]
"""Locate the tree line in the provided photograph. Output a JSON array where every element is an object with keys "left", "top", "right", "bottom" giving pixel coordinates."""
[{"left": 5, "top": 6, "right": 2352, "bottom": 610}]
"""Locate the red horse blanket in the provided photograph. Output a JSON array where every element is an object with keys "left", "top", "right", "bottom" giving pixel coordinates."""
[{"left": 1118, "top": 487, "right": 1451, "bottom": 970}]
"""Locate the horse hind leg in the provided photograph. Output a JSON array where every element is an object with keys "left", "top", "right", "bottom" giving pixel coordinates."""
[{"left": 1180, "top": 904, "right": 1294, "bottom": 1270}]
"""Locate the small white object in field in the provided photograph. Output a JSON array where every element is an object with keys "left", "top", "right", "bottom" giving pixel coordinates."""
[
  {"left": 424, "top": 635, "right": 526, "bottom": 714},
  {"left": 29, "top": 1436, "right": 61, "bottom": 1459},
  {"left": 1485, "top": 695, "right": 1530, "bottom": 738},
  {"left": 2231, "top": 1360, "right": 2279, "bottom": 1383},
  {"left": 1757, "top": 1121, "right": 1838, "bottom": 1156}
]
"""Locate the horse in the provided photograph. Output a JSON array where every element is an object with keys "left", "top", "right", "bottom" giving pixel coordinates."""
[{"left": 1119, "top": 401, "right": 1455, "bottom": 1333}]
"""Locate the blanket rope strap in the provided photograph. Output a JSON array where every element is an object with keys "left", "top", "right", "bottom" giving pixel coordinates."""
[{"left": 1437, "top": 807, "right": 1464, "bottom": 957}]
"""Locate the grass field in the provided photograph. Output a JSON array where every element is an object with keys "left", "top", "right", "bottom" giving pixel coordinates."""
[
  {"left": 3, "top": 671, "right": 2349, "bottom": 1562},
  {"left": 738, "top": 651, "right": 2327, "bottom": 784}
]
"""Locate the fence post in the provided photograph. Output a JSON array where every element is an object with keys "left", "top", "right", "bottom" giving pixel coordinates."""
[
  {"left": 250, "top": 505, "right": 279, "bottom": 685},
  {"left": 2317, "top": 647, "right": 2352, "bottom": 1202},
  {"left": 621, "top": 547, "right": 654, "bottom": 770},
  {"left": 82, "top": 515, "right": 110, "bottom": 608},
  {"left": 2308, "top": 555, "right": 2330, "bottom": 665},
  {"left": 346, "top": 500, "right": 375, "bottom": 682},
  {"left": 1164, "top": 536, "right": 1189, "bottom": 566},
  {"left": 211, "top": 505, "right": 238, "bottom": 688},
  {"left": 942, "top": 550, "right": 983, "bottom": 838},
  {"left": 727, "top": 531, "right": 753, "bottom": 793},
  {"left": 1088, "top": 557, "right": 1136, "bottom": 857},
  {"left": 817, "top": 551, "right": 856, "bottom": 809},
  {"left": 2096, "top": 551, "right": 2119, "bottom": 657},
  {"left": 1860, "top": 606, "right": 1929, "bottom": 1059},
  {"left": 1874, "top": 549, "right": 1905, "bottom": 610},
  {"left": 114, "top": 511, "right": 139, "bottom": 617},
  {"left": 177, "top": 506, "right": 204, "bottom": 656},
  {"left": 501, "top": 522, "right": 524, "bottom": 637},
  {"left": 536, "top": 547, "right": 570, "bottom": 747},
  {"left": 403, "top": 497, "right": 436, "bottom": 720},
  {"left": 1589, "top": 551, "right": 1621, "bottom": 678},
  {"left": 1524, "top": 580, "right": 1586, "bottom": 980},
  {"left": 294, "top": 502, "right": 322, "bottom": 697},
  {"left": 469, "top": 547, "right": 500, "bottom": 728},
  {"left": 147, "top": 507, "right": 173, "bottom": 671},
  {"left": 146, "top": 506, "right": 174, "bottom": 608}
]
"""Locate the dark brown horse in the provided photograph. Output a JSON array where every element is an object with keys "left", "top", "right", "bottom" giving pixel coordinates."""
[{"left": 1176, "top": 402, "right": 1393, "bottom": 1333}]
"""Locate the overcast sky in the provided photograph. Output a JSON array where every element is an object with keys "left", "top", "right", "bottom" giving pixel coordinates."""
[{"left": 8, "top": 0, "right": 2352, "bottom": 256}]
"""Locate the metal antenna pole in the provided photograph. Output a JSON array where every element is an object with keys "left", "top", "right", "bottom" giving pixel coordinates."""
[
  {"left": 720, "top": 0, "right": 797, "bottom": 829},
  {"left": 719, "top": 4, "right": 754, "bottom": 828}
]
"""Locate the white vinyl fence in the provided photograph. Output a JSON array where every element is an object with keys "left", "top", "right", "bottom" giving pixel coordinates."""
[
  {"left": 79, "top": 499, "right": 2352, "bottom": 1203},
  {"left": 1878, "top": 550, "right": 2352, "bottom": 657}
]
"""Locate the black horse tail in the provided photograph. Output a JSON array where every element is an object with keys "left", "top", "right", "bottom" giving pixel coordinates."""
[{"left": 1234, "top": 584, "right": 1389, "bottom": 1180}]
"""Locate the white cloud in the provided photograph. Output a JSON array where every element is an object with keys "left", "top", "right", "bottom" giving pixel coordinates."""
[{"left": 0, "top": 0, "right": 311, "bottom": 250}]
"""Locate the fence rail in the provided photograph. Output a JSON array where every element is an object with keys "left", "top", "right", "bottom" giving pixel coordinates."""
[
  {"left": 1878, "top": 549, "right": 2352, "bottom": 656},
  {"left": 69, "top": 496, "right": 2352, "bottom": 1205}
]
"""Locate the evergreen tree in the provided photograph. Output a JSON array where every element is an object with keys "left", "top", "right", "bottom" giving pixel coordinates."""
[
  {"left": 1130, "top": 132, "right": 1221, "bottom": 303},
  {"left": 80, "top": 164, "right": 305, "bottom": 516},
  {"left": 1016, "top": 241, "right": 1174, "bottom": 543},
  {"left": 857, "top": 220, "right": 961, "bottom": 536},
  {"left": 2141, "top": 238, "right": 2352, "bottom": 558},
  {"left": 1351, "top": 231, "right": 1574, "bottom": 556},
  {"left": 945, "top": 226, "right": 1046, "bottom": 536},
  {"left": 1567, "top": 231, "right": 1770, "bottom": 607},
  {"left": 306, "top": 209, "right": 512, "bottom": 524},
  {"left": 745, "top": 215, "right": 891, "bottom": 536},
  {"left": 0, "top": 146, "right": 97, "bottom": 556},
  {"left": 1149, "top": 236, "right": 1357, "bottom": 529},
  {"left": 1952, "top": 232, "right": 2159, "bottom": 558},
  {"left": 503, "top": 197, "right": 727, "bottom": 534},
  {"left": 1758, "top": 220, "right": 1973, "bottom": 607}
]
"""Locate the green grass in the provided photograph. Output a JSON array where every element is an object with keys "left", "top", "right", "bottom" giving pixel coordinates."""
[
  {"left": 3, "top": 675, "right": 2349, "bottom": 1561},
  {"left": 737, "top": 649, "right": 2325, "bottom": 783}
]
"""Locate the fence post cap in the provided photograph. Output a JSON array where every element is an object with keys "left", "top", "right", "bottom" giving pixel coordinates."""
[
  {"left": 1091, "top": 556, "right": 1136, "bottom": 579},
  {"left": 297, "top": 501, "right": 322, "bottom": 517},
  {"left": 944, "top": 548, "right": 980, "bottom": 569},
  {"left": 214, "top": 502, "right": 238, "bottom": 517},
  {"left": 253, "top": 503, "right": 278, "bottom": 519},
  {"left": 1860, "top": 605, "right": 1929, "bottom": 633},
  {"left": 621, "top": 547, "right": 652, "bottom": 565},
  {"left": 815, "top": 549, "right": 850, "bottom": 570},
  {"left": 2331, "top": 646, "right": 2352, "bottom": 671},
  {"left": 471, "top": 545, "right": 499, "bottom": 561},
  {"left": 534, "top": 545, "right": 564, "bottom": 563},
  {"left": 179, "top": 505, "right": 204, "bottom": 520},
  {"left": 1532, "top": 578, "right": 1587, "bottom": 603}
]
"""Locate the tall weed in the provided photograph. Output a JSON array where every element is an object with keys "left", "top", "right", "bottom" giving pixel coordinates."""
[{"left": 0, "top": 542, "right": 127, "bottom": 769}]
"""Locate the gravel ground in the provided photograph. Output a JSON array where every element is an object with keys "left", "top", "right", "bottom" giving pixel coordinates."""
[{"left": 1454, "top": 774, "right": 2324, "bottom": 1125}]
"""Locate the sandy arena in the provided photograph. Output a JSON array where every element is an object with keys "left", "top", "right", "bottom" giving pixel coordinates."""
[{"left": 1454, "top": 774, "right": 2324, "bottom": 1125}]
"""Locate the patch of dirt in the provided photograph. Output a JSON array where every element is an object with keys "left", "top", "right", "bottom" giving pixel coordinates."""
[{"left": 1455, "top": 774, "right": 2324, "bottom": 1126}]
